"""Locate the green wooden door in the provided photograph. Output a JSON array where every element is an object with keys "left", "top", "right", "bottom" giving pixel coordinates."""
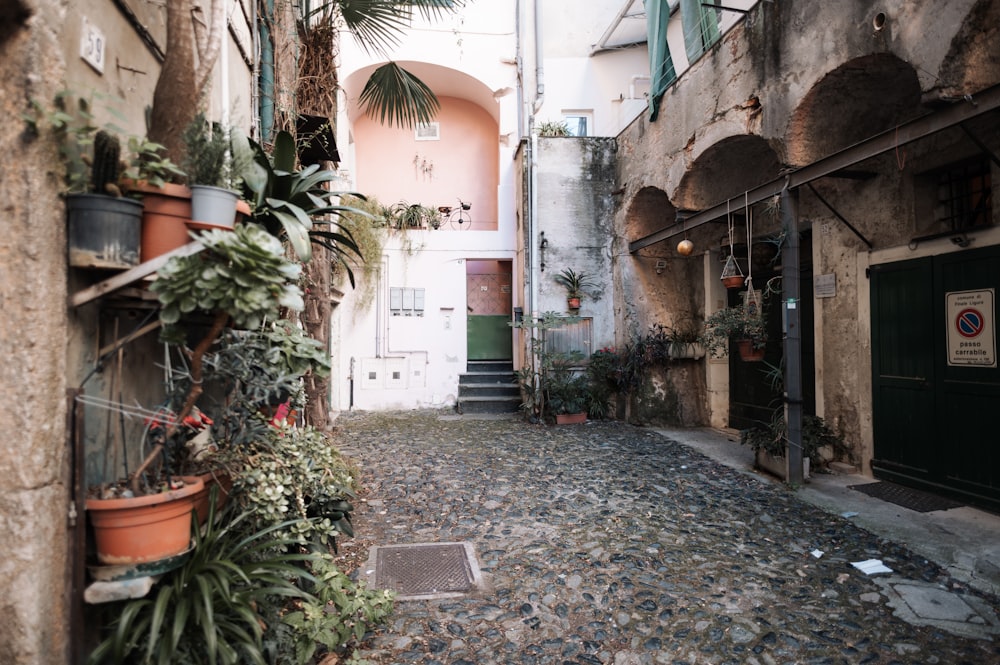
[
  {"left": 466, "top": 264, "right": 513, "bottom": 361},
  {"left": 936, "top": 248, "right": 1000, "bottom": 504},
  {"left": 870, "top": 258, "right": 936, "bottom": 481},
  {"left": 871, "top": 246, "right": 1000, "bottom": 510}
]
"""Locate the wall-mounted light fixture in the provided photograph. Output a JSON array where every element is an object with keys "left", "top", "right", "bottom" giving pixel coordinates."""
[{"left": 655, "top": 259, "right": 668, "bottom": 275}]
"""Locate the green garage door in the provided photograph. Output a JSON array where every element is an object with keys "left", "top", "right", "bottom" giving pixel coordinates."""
[{"left": 871, "top": 245, "right": 1000, "bottom": 511}]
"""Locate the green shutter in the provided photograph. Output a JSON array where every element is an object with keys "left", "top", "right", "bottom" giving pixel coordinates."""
[
  {"left": 645, "top": 0, "right": 677, "bottom": 121},
  {"left": 680, "top": 0, "right": 721, "bottom": 63}
]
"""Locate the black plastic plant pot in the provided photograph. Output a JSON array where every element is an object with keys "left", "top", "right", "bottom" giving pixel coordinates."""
[{"left": 66, "top": 193, "right": 143, "bottom": 270}]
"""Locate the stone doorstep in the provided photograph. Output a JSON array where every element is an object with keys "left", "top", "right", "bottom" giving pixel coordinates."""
[
  {"left": 828, "top": 461, "right": 859, "bottom": 475},
  {"left": 874, "top": 577, "right": 1000, "bottom": 640}
]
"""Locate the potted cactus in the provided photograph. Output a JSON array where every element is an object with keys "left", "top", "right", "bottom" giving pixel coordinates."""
[{"left": 28, "top": 92, "right": 144, "bottom": 269}]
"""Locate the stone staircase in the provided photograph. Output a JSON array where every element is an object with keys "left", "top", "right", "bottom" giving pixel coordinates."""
[{"left": 457, "top": 361, "right": 521, "bottom": 414}]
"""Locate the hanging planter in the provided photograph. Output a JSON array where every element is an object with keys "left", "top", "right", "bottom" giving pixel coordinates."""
[
  {"left": 721, "top": 254, "right": 745, "bottom": 289},
  {"left": 736, "top": 339, "right": 766, "bottom": 362},
  {"left": 722, "top": 200, "right": 745, "bottom": 288}
]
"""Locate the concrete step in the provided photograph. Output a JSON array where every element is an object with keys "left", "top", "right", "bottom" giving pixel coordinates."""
[
  {"left": 459, "top": 372, "right": 519, "bottom": 385},
  {"left": 458, "top": 382, "right": 521, "bottom": 398},
  {"left": 466, "top": 360, "right": 515, "bottom": 374},
  {"left": 458, "top": 395, "right": 522, "bottom": 414}
]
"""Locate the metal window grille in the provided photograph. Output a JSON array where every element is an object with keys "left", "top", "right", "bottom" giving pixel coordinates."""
[{"left": 935, "top": 159, "right": 992, "bottom": 231}]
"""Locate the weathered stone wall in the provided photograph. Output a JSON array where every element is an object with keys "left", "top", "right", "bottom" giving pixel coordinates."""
[
  {"left": 613, "top": 0, "right": 1000, "bottom": 459},
  {"left": 0, "top": 2, "right": 71, "bottom": 662},
  {"left": 534, "top": 136, "right": 617, "bottom": 347}
]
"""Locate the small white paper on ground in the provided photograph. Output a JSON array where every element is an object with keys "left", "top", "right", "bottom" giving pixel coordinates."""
[
  {"left": 811, "top": 549, "right": 824, "bottom": 558},
  {"left": 841, "top": 511, "right": 859, "bottom": 518},
  {"left": 851, "top": 559, "right": 893, "bottom": 575}
]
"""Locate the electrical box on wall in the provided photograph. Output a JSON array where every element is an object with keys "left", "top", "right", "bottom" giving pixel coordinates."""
[{"left": 390, "top": 287, "right": 426, "bottom": 316}]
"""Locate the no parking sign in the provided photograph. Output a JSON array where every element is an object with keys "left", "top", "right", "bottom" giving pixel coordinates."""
[{"left": 946, "top": 289, "right": 996, "bottom": 367}]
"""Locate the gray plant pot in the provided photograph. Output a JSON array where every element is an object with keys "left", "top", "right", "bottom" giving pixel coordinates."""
[
  {"left": 66, "top": 193, "right": 143, "bottom": 269},
  {"left": 189, "top": 185, "right": 240, "bottom": 230}
]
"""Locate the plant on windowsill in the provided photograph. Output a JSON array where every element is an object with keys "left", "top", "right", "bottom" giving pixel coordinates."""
[
  {"left": 665, "top": 322, "right": 706, "bottom": 360},
  {"left": 553, "top": 267, "right": 597, "bottom": 311}
]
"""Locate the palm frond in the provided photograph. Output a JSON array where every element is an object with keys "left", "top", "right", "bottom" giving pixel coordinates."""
[
  {"left": 337, "top": 0, "right": 411, "bottom": 56},
  {"left": 359, "top": 61, "right": 441, "bottom": 128}
]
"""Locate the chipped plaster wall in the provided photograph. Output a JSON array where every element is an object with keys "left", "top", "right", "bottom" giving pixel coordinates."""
[
  {"left": 0, "top": 2, "right": 71, "bottom": 663},
  {"left": 535, "top": 136, "right": 616, "bottom": 348},
  {"left": 613, "top": 0, "right": 999, "bottom": 458}
]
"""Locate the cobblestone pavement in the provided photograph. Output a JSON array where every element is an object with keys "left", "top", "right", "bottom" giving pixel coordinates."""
[{"left": 333, "top": 411, "right": 1000, "bottom": 665}]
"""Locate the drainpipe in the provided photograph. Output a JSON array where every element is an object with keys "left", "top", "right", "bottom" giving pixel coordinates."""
[
  {"left": 532, "top": 0, "right": 544, "bottom": 114},
  {"left": 259, "top": 0, "right": 275, "bottom": 141},
  {"left": 250, "top": 0, "right": 260, "bottom": 138},
  {"left": 526, "top": 0, "right": 544, "bottom": 410},
  {"left": 781, "top": 186, "right": 804, "bottom": 485},
  {"left": 375, "top": 255, "right": 388, "bottom": 358}
]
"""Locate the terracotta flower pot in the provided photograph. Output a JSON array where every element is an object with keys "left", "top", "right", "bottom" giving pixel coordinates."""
[
  {"left": 85, "top": 475, "right": 203, "bottom": 565},
  {"left": 722, "top": 275, "right": 746, "bottom": 289},
  {"left": 556, "top": 412, "right": 587, "bottom": 425},
  {"left": 736, "top": 339, "right": 766, "bottom": 362},
  {"left": 122, "top": 180, "right": 194, "bottom": 261},
  {"left": 567, "top": 297, "right": 581, "bottom": 310},
  {"left": 191, "top": 469, "right": 233, "bottom": 525}
]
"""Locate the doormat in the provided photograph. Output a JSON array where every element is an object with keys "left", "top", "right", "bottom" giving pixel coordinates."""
[
  {"left": 366, "top": 542, "right": 484, "bottom": 600},
  {"left": 849, "top": 481, "right": 964, "bottom": 513}
]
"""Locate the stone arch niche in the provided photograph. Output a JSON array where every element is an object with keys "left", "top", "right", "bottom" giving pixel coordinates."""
[
  {"left": 786, "top": 54, "right": 921, "bottom": 166},
  {"left": 935, "top": 0, "right": 1000, "bottom": 101},
  {"left": 672, "top": 135, "right": 783, "bottom": 212},
  {"left": 624, "top": 186, "right": 675, "bottom": 244}
]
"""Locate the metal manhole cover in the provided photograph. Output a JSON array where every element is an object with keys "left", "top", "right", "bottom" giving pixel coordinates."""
[{"left": 369, "top": 542, "right": 483, "bottom": 600}]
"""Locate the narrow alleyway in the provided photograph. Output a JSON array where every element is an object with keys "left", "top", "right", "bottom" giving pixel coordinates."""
[{"left": 333, "top": 411, "right": 999, "bottom": 664}]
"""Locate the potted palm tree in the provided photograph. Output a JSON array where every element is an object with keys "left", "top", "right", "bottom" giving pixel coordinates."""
[{"left": 553, "top": 268, "right": 597, "bottom": 310}]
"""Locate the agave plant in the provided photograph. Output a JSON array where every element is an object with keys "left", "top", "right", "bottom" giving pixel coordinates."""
[{"left": 240, "top": 130, "right": 364, "bottom": 279}]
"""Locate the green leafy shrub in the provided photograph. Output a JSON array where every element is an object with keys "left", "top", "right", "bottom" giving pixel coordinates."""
[
  {"left": 228, "top": 423, "right": 358, "bottom": 549},
  {"left": 153, "top": 224, "right": 304, "bottom": 331},
  {"left": 273, "top": 556, "right": 394, "bottom": 664}
]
